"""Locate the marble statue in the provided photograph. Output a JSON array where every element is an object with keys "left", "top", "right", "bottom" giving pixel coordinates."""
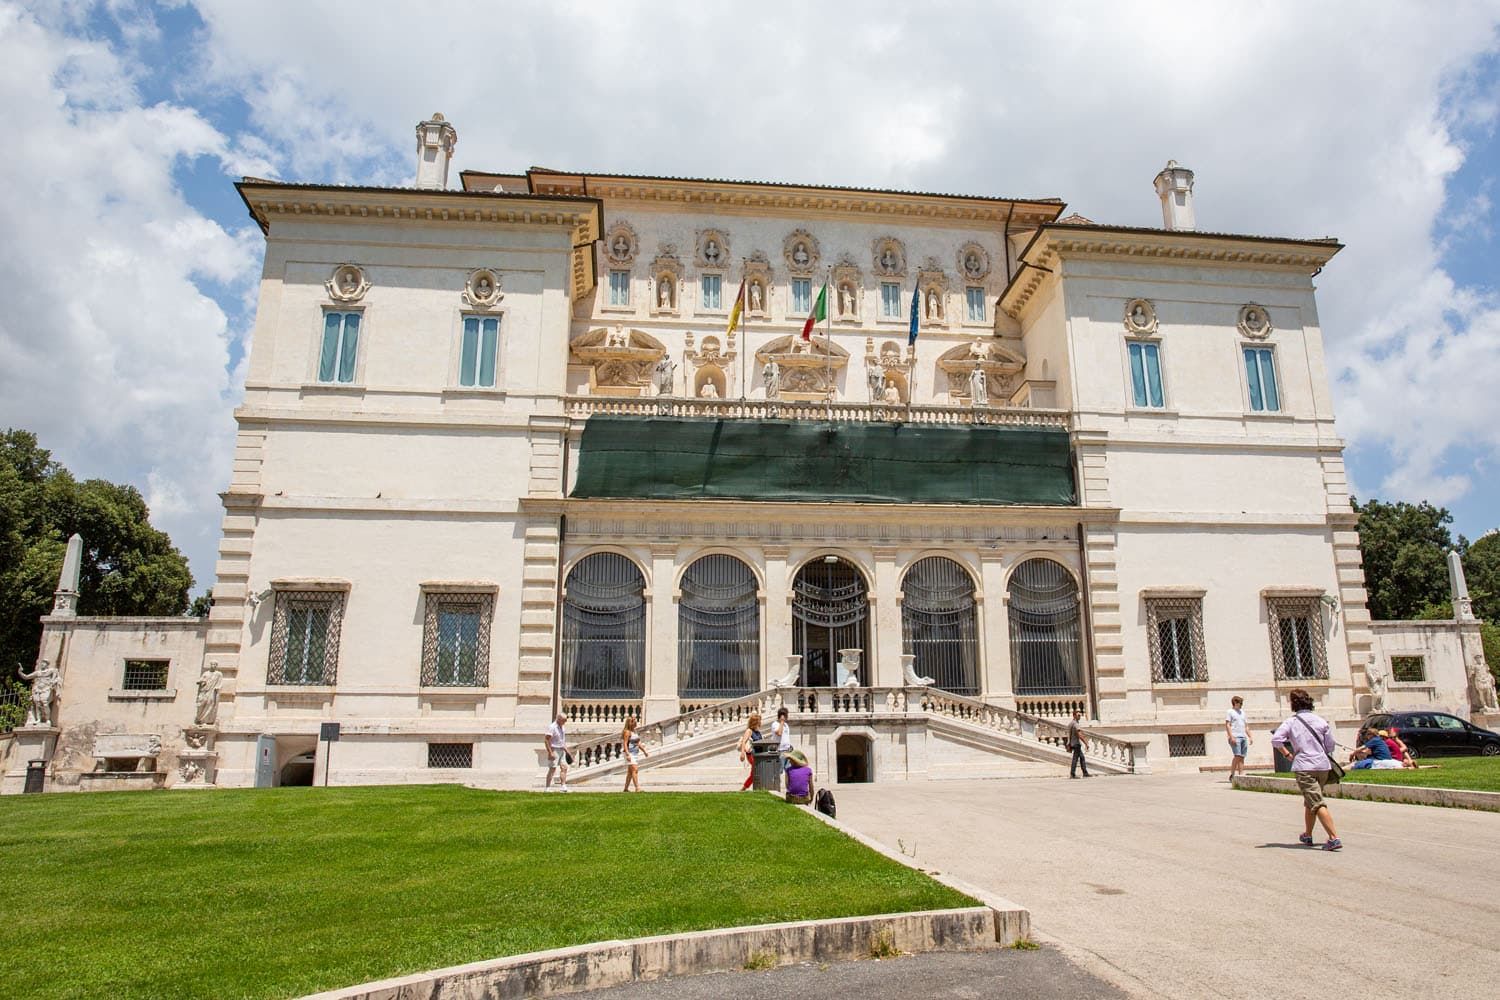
[
  {"left": 762, "top": 360, "right": 781, "bottom": 399},
  {"left": 901, "top": 654, "right": 935, "bottom": 687},
  {"left": 880, "top": 248, "right": 896, "bottom": 272},
  {"left": 612, "top": 235, "right": 630, "bottom": 258},
  {"left": 969, "top": 366, "right": 988, "bottom": 406},
  {"left": 866, "top": 367, "right": 885, "bottom": 400},
  {"left": 964, "top": 251, "right": 981, "bottom": 276},
  {"left": 606, "top": 327, "right": 630, "bottom": 349},
  {"left": 658, "top": 280, "right": 674, "bottom": 309},
  {"left": 475, "top": 275, "right": 493, "bottom": 298},
  {"left": 968, "top": 337, "right": 989, "bottom": 361},
  {"left": 1470, "top": 659, "right": 1500, "bottom": 713},
  {"left": 1364, "top": 659, "right": 1388, "bottom": 713},
  {"left": 882, "top": 381, "right": 901, "bottom": 405},
  {"left": 750, "top": 281, "right": 763, "bottom": 312},
  {"left": 792, "top": 242, "right": 810, "bottom": 266},
  {"left": 699, "top": 382, "right": 719, "bottom": 399},
  {"left": 770, "top": 655, "right": 802, "bottom": 688},
  {"left": 194, "top": 662, "right": 223, "bottom": 726},
  {"left": 17, "top": 659, "right": 61, "bottom": 728},
  {"left": 926, "top": 289, "right": 940, "bottom": 320},
  {"left": 1131, "top": 303, "right": 1149, "bottom": 328},
  {"left": 704, "top": 239, "right": 721, "bottom": 264},
  {"left": 339, "top": 271, "right": 360, "bottom": 296},
  {"left": 653, "top": 356, "right": 676, "bottom": 395},
  {"left": 840, "top": 284, "right": 856, "bottom": 316}
]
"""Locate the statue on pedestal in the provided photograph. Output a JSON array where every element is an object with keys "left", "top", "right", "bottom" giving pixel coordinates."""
[
  {"left": 195, "top": 662, "right": 223, "bottom": 726},
  {"left": 762, "top": 360, "right": 781, "bottom": 399},
  {"left": 17, "top": 659, "right": 61, "bottom": 729},
  {"left": 1470, "top": 659, "right": 1500, "bottom": 714},
  {"left": 653, "top": 356, "right": 676, "bottom": 395},
  {"left": 1364, "top": 660, "right": 1388, "bottom": 714},
  {"left": 969, "top": 366, "right": 988, "bottom": 406}
]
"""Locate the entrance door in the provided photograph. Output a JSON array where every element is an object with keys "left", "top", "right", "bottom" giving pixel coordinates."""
[{"left": 792, "top": 557, "right": 869, "bottom": 687}]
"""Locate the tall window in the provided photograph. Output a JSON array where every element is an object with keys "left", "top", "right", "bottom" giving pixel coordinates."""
[
  {"left": 791, "top": 278, "right": 812, "bottom": 314},
  {"left": 880, "top": 282, "right": 902, "bottom": 318},
  {"left": 1244, "top": 346, "right": 1280, "bottom": 412},
  {"left": 268, "top": 590, "right": 346, "bottom": 685},
  {"left": 608, "top": 270, "right": 631, "bottom": 306},
  {"left": 965, "top": 287, "right": 986, "bottom": 323},
  {"left": 1145, "top": 595, "right": 1206, "bottom": 682},
  {"left": 902, "top": 557, "right": 979, "bottom": 695},
  {"left": 1008, "top": 558, "right": 1083, "bottom": 695},
  {"left": 700, "top": 274, "right": 722, "bottom": 311},
  {"left": 561, "top": 553, "right": 646, "bottom": 699},
  {"left": 1128, "top": 340, "right": 1165, "bottom": 408},
  {"left": 421, "top": 590, "right": 494, "bottom": 686},
  {"left": 678, "top": 554, "right": 760, "bottom": 699},
  {"left": 1266, "top": 596, "right": 1327, "bottom": 680},
  {"left": 459, "top": 316, "right": 499, "bottom": 388},
  {"left": 318, "top": 312, "right": 361, "bottom": 383}
]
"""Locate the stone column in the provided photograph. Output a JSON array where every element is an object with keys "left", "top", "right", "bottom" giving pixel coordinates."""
[
  {"left": 643, "top": 543, "right": 680, "bottom": 723},
  {"left": 872, "top": 547, "right": 902, "bottom": 688},
  {"left": 763, "top": 546, "right": 791, "bottom": 686},
  {"left": 979, "top": 551, "right": 1013, "bottom": 704}
]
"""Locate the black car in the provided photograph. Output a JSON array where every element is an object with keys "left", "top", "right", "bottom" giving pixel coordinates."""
[{"left": 1362, "top": 711, "right": 1500, "bottom": 759}]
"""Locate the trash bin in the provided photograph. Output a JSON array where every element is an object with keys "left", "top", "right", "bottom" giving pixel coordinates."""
[
  {"left": 23, "top": 759, "right": 46, "bottom": 794},
  {"left": 750, "top": 738, "right": 782, "bottom": 792},
  {"left": 1272, "top": 731, "right": 1292, "bottom": 773}
]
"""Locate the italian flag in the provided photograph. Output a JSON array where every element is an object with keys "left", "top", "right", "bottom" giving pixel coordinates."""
[{"left": 800, "top": 283, "right": 828, "bottom": 340}]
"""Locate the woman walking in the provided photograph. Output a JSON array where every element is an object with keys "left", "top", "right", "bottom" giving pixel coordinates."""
[
  {"left": 1270, "top": 688, "right": 1343, "bottom": 851},
  {"left": 621, "top": 716, "right": 649, "bottom": 792},
  {"left": 738, "top": 712, "right": 763, "bottom": 791}
]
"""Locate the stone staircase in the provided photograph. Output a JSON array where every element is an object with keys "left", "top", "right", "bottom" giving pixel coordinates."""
[{"left": 566, "top": 687, "right": 1137, "bottom": 785}]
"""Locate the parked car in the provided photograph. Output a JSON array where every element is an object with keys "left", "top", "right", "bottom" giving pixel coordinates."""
[{"left": 1361, "top": 711, "right": 1500, "bottom": 759}]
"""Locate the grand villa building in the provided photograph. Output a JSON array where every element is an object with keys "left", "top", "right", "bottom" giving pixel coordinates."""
[{"left": 4, "top": 114, "right": 1494, "bottom": 793}]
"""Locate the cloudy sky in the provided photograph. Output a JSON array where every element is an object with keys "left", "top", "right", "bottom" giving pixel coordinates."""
[{"left": 1, "top": 0, "right": 1498, "bottom": 592}]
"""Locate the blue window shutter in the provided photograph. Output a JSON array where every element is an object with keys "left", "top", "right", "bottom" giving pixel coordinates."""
[
  {"left": 337, "top": 314, "right": 360, "bottom": 383},
  {"left": 319, "top": 313, "right": 342, "bottom": 382},
  {"left": 460, "top": 317, "right": 479, "bottom": 386},
  {"left": 479, "top": 318, "right": 499, "bottom": 387},
  {"left": 1128, "top": 342, "right": 1148, "bottom": 406},
  {"left": 1258, "top": 351, "right": 1279, "bottom": 410},
  {"left": 1244, "top": 347, "right": 1264, "bottom": 410},
  {"left": 1144, "top": 343, "right": 1164, "bottom": 407}
]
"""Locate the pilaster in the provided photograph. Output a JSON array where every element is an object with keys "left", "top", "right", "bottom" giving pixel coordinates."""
[
  {"left": 1073, "top": 428, "right": 1112, "bottom": 507},
  {"left": 1083, "top": 523, "right": 1125, "bottom": 720},
  {"left": 979, "top": 552, "right": 1013, "bottom": 703},
  {"left": 205, "top": 423, "right": 269, "bottom": 729},
  {"left": 763, "top": 546, "right": 791, "bottom": 681},
  {"left": 1329, "top": 507, "right": 1375, "bottom": 714},
  {"left": 516, "top": 519, "right": 562, "bottom": 728},
  {"left": 872, "top": 547, "right": 902, "bottom": 688},
  {"left": 644, "top": 542, "right": 680, "bottom": 723}
]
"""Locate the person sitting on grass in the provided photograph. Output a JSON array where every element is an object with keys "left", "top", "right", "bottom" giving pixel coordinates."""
[
  {"left": 1350, "top": 728, "right": 1402, "bottom": 770},
  {"left": 784, "top": 749, "right": 814, "bottom": 805},
  {"left": 1382, "top": 729, "right": 1420, "bottom": 769}
]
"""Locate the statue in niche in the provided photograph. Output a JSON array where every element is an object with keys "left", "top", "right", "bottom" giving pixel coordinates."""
[
  {"left": 969, "top": 367, "right": 988, "bottom": 406},
  {"left": 964, "top": 251, "right": 982, "bottom": 277},
  {"left": 883, "top": 380, "right": 901, "bottom": 405},
  {"left": 839, "top": 284, "right": 856, "bottom": 316},
  {"left": 1364, "top": 660, "right": 1388, "bottom": 714},
  {"left": 792, "top": 242, "right": 810, "bottom": 267},
  {"left": 866, "top": 367, "right": 885, "bottom": 400},
  {"left": 699, "top": 381, "right": 719, "bottom": 399},
  {"left": 704, "top": 239, "right": 722, "bottom": 265},
  {"left": 762, "top": 360, "right": 782, "bottom": 399},
  {"left": 474, "top": 274, "right": 493, "bottom": 299},
  {"left": 612, "top": 235, "right": 630, "bottom": 259},
  {"left": 657, "top": 279, "right": 674, "bottom": 309},
  {"left": 968, "top": 337, "right": 990, "bottom": 361},
  {"left": 339, "top": 270, "right": 360, "bottom": 296},
  {"left": 653, "top": 356, "right": 676, "bottom": 395},
  {"left": 195, "top": 661, "right": 223, "bottom": 726},
  {"left": 17, "top": 659, "right": 61, "bottom": 728},
  {"left": 1131, "top": 302, "right": 1150, "bottom": 329},
  {"left": 750, "top": 281, "right": 764, "bottom": 312},
  {"left": 926, "top": 289, "right": 941, "bottom": 320},
  {"left": 606, "top": 327, "right": 630, "bottom": 349}
]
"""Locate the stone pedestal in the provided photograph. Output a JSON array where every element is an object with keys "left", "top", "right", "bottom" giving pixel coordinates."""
[
  {"left": 2, "top": 726, "right": 59, "bottom": 794},
  {"left": 175, "top": 726, "right": 220, "bottom": 788}
]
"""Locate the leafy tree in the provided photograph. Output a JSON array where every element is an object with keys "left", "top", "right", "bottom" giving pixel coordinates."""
[
  {"left": 0, "top": 430, "right": 193, "bottom": 675},
  {"left": 1352, "top": 498, "right": 1456, "bottom": 620},
  {"left": 1463, "top": 530, "right": 1500, "bottom": 623}
]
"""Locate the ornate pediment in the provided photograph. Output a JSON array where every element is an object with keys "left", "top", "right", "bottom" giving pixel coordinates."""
[
  {"left": 684, "top": 331, "right": 738, "bottom": 398},
  {"left": 862, "top": 338, "right": 915, "bottom": 404},
  {"left": 571, "top": 326, "right": 668, "bottom": 396},
  {"left": 936, "top": 338, "right": 1025, "bottom": 404},
  {"left": 754, "top": 334, "right": 849, "bottom": 401}
]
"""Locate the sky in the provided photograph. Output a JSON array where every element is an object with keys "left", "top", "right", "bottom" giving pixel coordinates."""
[{"left": 0, "top": 0, "right": 1498, "bottom": 594}]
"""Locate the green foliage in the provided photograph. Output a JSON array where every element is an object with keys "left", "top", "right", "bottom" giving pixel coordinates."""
[
  {"left": 1352, "top": 498, "right": 1455, "bottom": 620},
  {"left": 0, "top": 429, "right": 192, "bottom": 674},
  {"left": 1464, "top": 531, "right": 1500, "bottom": 623},
  {"left": 0, "top": 676, "right": 26, "bottom": 732},
  {"left": 0, "top": 786, "right": 971, "bottom": 999},
  {"left": 1483, "top": 622, "right": 1500, "bottom": 689}
]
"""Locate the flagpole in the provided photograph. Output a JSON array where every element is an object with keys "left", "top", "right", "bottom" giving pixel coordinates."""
[
  {"left": 739, "top": 257, "right": 747, "bottom": 404},
  {"left": 823, "top": 266, "right": 833, "bottom": 422}
]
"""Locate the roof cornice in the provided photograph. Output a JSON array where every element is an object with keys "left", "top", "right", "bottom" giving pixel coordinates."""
[{"left": 999, "top": 224, "right": 1343, "bottom": 319}]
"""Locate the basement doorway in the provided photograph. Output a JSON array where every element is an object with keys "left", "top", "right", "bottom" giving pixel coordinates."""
[
  {"left": 280, "top": 751, "right": 315, "bottom": 787},
  {"left": 835, "top": 734, "right": 873, "bottom": 783}
]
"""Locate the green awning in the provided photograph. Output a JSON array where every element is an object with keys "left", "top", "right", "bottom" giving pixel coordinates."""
[{"left": 570, "top": 416, "right": 1075, "bottom": 506}]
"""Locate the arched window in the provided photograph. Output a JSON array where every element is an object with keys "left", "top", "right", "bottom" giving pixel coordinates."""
[
  {"left": 678, "top": 554, "right": 760, "bottom": 699},
  {"left": 561, "top": 553, "right": 645, "bottom": 699},
  {"left": 1008, "top": 558, "right": 1083, "bottom": 695},
  {"left": 792, "top": 557, "right": 869, "bottom": 687},
  {"left": 902, "top": 557, "right": 979, "bottom": 695}
]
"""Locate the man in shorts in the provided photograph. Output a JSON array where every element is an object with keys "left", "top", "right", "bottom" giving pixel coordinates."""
[
  {"left": 1225, "top": 695, "right": 1251, "bottom": 778},
  {"left": 544, "top": 711, "right": 570, "bottom": 792}
]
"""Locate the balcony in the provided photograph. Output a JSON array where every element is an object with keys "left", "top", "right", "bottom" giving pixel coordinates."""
[{"left": 562, "top": 394, "right": 1070, "bottom": 430}]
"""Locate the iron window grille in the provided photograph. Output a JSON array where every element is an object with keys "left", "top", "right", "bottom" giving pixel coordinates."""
[
  {"left": 1390, "top": 655, "right": 1426, "bottom": 683},
  {"left": 901, "top": 556, "right": 980, "bottom": 695},
  {"left": 1168, "top": 733, "right": 1208, "bottom": 758},
  {"left": 268, "top": 590, "right": 345, "bottom": 685},
  {"left": 1145, "top": 596, "right": 1207, "bottom": 683},
  {"left": 1008, "top": 558, "right": 1084, "bottom": 697},
  {"left": 1266, "top": 596, "right": 1327, "bottom": 681},
  {"left": 121, "top": 659, "right": 169, "bottom": 690},
  {"left": 678, "top": 554, "right": 760, "bottom": 699},
  {"left": 561, "top": 552, "right": 647, "bottom": 699},
  {"left": 421, "top": 591, "right": 494, "bottom": 687},
  {"left": 427, "top": 743, "right": 473, "bottom": 768}
]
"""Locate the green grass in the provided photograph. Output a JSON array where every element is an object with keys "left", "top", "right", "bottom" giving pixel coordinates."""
[
  {"left": 0, "top": 786, "right": 972, "bottom": 1000},
  {"left": 1254, "top": 756, "right": 1500, "bottom": 792}
]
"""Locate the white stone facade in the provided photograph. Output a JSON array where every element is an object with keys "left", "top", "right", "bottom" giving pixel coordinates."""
[{"left": 6, "top": 140, "right": 1492, "bottom": 793}]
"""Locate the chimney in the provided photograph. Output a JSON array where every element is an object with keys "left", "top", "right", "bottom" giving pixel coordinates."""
[
  {"left": 415, "top": 113, "right": 458, "bottom": 190},
  {"left": 1153, "top": 160, "right": 1195, "bottom": 231}
]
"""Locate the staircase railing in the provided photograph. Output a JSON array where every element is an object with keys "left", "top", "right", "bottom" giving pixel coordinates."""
[{"left": 918, "top": 688, "right": 1135, "bottom": 771}]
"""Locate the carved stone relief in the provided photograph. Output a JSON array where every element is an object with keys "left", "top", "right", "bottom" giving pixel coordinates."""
[
  {"left": 1238, "top": 303, "right": 1272, "bottom": 339},
  {"left": 754, "top": 334, "right": 849, "bottom": 400},
  {"left": 864, "top": 338, "right": 914, "bottom": 404},
  {"left": 462, "top": 268, "right": 503, "bottom": 308},
  {"left": 832, "top": 255, "right": 862, "bottom": 323},
  {"left": 325, "top": 264, "right": 370, "bottom": 303},
  {"left": 697, "top": 229, "right": 730, "bottom": 269},
  {"left": 936, "top": 338, "right": 1025, "bottom": 403},
  {"left": 743, "top": 252, "right": 773, "bottom": 317},
  {"left": 651, "top": 245, "right": 683, "bottom": 315},
  {"left": 957, "top": 243, "right": 991, "bottom": 282},
  {"left": 1124, "top": 298, "right": 1158, "bottom": 336},
  {"left": 605, "top": 221, "right": 639, "bottom": 265},
  {"left": 684, "top": 330, "right": 737, "bottom": 398},
  {"left": 917, "top": 259, "right": 948, "bottom": 327},
  {"left": 570, "top": 326, "right": 668, "bottom": 396},
  {"left": 783, "top": 230, "right": 820, "bottom": 275},
  {"left": 871, "top": 237, "right": 907, "bottom": 277}
]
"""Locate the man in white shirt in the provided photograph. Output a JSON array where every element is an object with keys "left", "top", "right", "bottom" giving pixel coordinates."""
[
  {"left": 1225, "top": 696, "right": 1251, "bottom": 778},
  {"left": 772, "top": 707, "right": 794, "bottom": 782},
  {"left": 544, "top": 712, "right": 570, "bottom": 791}
]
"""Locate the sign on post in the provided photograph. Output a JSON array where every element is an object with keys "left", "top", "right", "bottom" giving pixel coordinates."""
[{"left": 318, "top": 722, "right": 340, "bottom": 787}]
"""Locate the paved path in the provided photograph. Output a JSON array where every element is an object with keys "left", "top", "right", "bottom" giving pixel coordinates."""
[{"left": 833, "top": 774, "right": 1500, "bottom": 1000}]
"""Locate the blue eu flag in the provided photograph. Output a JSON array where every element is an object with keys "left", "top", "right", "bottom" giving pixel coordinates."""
[{"left": 908, "top": 285, "right": 921, "bottom": 346}]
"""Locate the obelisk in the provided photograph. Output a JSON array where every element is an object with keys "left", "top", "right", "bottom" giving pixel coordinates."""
[
  {"left": 51, "top": 533, "right": 82, "bottom": 617},
  {"left": 1448, "top": 549, "right": 1474, "bottom": 622}
]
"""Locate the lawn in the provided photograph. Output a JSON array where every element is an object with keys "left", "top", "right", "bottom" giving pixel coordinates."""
[
  {"left": 0, "top": 786, "right": 971, "bottom": 1000},
  {"left": 1256, "top": 756, "right": 1500, "bottom": 792}
]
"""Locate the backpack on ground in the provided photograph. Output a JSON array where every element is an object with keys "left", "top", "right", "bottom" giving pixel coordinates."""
[{"left": 815, "top": 788, "right": 836, "bottom": 818}]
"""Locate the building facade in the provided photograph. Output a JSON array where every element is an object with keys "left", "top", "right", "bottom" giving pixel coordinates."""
[{"left": 6, "top": 116, "right": 1495, "bottom": 794}]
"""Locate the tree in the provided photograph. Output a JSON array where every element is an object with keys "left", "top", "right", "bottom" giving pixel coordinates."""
[
  {"left": 1352, "top": 498, "right": 1455, "bottom": 620},
  {"left": 1463, "top": 530, "right": 1500, "bottom": 623},
  {"left": 0, "top": 430, "right": 193, "bottom": 675}
]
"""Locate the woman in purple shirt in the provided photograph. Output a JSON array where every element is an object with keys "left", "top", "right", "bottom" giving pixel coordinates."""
[
  {"left": 1270, "top": 688, "right": 1342, "bottom": 851},
  {"left": 784, "top": 749, "right": 814, "bottom": 805}
]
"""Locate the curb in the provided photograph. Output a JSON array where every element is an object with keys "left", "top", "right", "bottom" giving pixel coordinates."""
[
  {"left": 300, "top": 907, "right": 1001, "bottom": 1000},
  {"left": 1231, "top": 773, "right": 1500, "bottom": 812}
]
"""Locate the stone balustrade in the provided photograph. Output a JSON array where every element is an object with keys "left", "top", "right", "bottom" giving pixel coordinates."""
[
  {"left": 562, "top": 394, "right": 1070, "bottom": 430},
  {"left": 561, "top": 700, "right": 644, "bottom": 727},
  {"left": 1014, "top": 695, "right": 1089, "bottom": 719},
  {"left": 918, "top": 689, "right": 1135, "bottom": 771}
]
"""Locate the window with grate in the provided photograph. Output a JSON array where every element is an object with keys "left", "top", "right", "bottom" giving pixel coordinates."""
[
  {"left": 121, "top": 659, "right": 169, "bottom": 690},
  {"left": 1168, "top": 733, "right": 1207, "bottom": 758},
  {"left": 1391, "top": 655, "right": 1426, "bottom": 683},
  {"left": 268, "top": 590, "right": 345, "bottom": 685},
  {"left": 1008, "top": 558, "right": 1084, "bottom": 697},
  {"left": 902, "top": 556, "right": 980, "bottom": 696},
  {"left": 562, "top": 552, "right": 646, "bottom": 699},
  {"left": 427, "top": 743, "right": 473, "bottom": 768},
  {"left": 421, "top": 591, "right": 494, "bottom": 686},
  {"left": 678, "top": 555, "right": 760, "bottom": 699},
  {"left": 1145, "top": 596, "right": 1206, "bottom": 682},
  {"left": 1266, "top": 597, "right": 1327, "bottom": 681}
]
